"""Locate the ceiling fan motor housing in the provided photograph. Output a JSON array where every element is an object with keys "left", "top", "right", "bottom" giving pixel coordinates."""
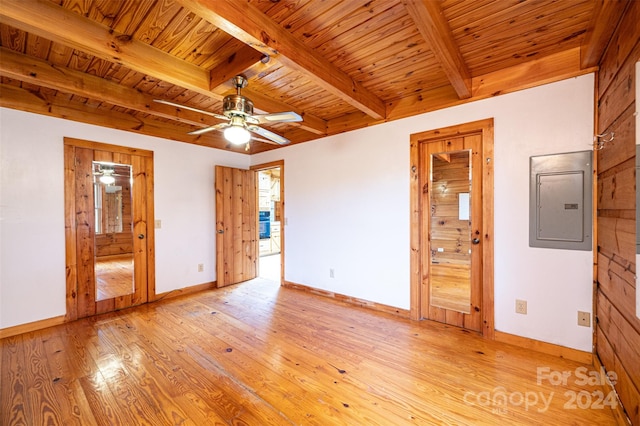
[{"left": 223, "top": 94, "right": 254, "bottom": 117}]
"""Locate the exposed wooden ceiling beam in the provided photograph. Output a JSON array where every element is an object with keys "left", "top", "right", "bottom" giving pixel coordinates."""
[
  {"left": 0, "top": 83, "right": 243, "bottom": 152},
  {"left": 472, "top": 47, "right": 596, "bottom": 100},
  {"left": 178, "top": 0, "right": 387, "bottom": 120},
  {"left": 0, "top": 47, "right": 219, "bottom": 129},
  {"left": 0, "top": 0, "right": 209, "bottom": 95},
  {"left": 209, "top": 44, "right": 266, "bottom": 90},
  {"left": 580, "top": 0, "right": 629, "bottom": 68},
  {"left": 402, "top": 0, "right": 472, "bottom": 99},
  {"left": 1, "top": 48, "right": 323, "bottom": 143},
  {"left": 0, "top": 0, "right": 327, "bottom": 136},
  {"left": 327, "top": 47, "right": 595, "bottom": 135}
]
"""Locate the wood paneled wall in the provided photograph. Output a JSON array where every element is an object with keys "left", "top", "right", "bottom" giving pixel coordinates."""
[{"left": 595, "top": 2, "right": 639, "bottom": 424}]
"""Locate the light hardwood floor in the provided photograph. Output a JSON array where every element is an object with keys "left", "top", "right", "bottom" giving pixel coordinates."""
[{"left": 1, "top": 279, "right": 619, "bottom": 425}]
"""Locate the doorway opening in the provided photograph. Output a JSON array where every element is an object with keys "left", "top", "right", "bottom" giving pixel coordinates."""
[{"left": 253, "top": 161, "right": 284, "bottom": 284}]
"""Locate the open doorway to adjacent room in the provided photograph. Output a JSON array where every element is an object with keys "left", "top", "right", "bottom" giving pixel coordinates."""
[{"left": 253, "top": 161, "right": 284, "bottom": 283}]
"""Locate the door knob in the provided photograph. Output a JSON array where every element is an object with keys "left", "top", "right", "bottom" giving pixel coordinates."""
[
  {"left": 472, "top": 238, "right": 480, "bottom": 245},
  {"left": 138, "top": 234, "right": 145, "bottom": 239},
  {"left": 217, "top": 229, "right": 224, "bottom": 234}
]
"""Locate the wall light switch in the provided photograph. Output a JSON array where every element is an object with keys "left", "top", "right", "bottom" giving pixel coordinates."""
[{"left": 155, "top": 219, "right": 162, "bottom": 229}]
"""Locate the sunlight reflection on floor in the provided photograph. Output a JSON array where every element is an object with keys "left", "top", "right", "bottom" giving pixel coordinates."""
[{"left": 259, "top": 253, "right": 281, "bottom": 282}]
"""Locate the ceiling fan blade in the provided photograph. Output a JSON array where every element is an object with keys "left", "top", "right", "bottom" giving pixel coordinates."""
[
  {"left": 188, "top": 122, "right": 229, "bottom": 135},
  {"left": 154, "top": 99, "right": 229, "bottom": 121},
  {"left": 252, "top": 111, "right": 302, "bottom": 124},
  {"left": 247, "top": 125, "right": 290, "bottom": 145},
  {"left": 249, "top": 135, "right": 275, "bottom": 144}
]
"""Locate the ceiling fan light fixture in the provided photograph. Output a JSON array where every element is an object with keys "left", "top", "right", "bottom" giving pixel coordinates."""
[
  {"left": 99, "top": 174, "right": 116, "bottom": 185},
  {"left": 224, "top": 124, "right": 251, "bottom": 145}
]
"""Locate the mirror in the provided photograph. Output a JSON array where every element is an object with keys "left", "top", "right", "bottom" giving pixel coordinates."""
[
  {"left": 636, "top": 61, "right": 639, "bottom": 318},
  {"left": 93, "top": 161, "right": 134, "bottom": 301},
  {"left": 429, "top": 150, "right": 472, "bottom": 313}
]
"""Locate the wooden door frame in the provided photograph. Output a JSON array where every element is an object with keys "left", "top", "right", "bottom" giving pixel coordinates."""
[
  {"left": 64, "top": 137, "right": 156, "bottom": 321},
  {"left": 409, "top": 119, "right": 495, "bottom": 338},
  {"left": 251, "top": 160, "right": 285, "bottom": 285}
]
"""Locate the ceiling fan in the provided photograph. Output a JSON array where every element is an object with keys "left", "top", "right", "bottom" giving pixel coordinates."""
[{"left": 155, "top": 75, "right": 302, "bottom": 146}]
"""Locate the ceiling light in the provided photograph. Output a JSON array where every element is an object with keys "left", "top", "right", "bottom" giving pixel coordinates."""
[
  {"left": 100, "top": 175, "right": 115, "bottom": 185},
  {"left": 224, "top": 118, "right": 251, "bottom": 145}
]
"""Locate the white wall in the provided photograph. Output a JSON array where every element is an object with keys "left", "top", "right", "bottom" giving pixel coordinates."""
[
  {"left": 0, "top": 109, "right": 249, "bottom": 329},
  {"left": 1, "top": 75, "right": 595, "bottom": 351},
  {"left": 253, "top": 74, "right": 595, "bottom": 351}
]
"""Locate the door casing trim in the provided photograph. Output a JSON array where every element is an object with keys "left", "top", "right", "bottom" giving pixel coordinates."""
[{"left": 409, "top": 119, "right": 495, "bottom": 338}]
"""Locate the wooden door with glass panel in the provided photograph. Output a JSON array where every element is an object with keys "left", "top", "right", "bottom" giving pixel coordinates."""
[{"left": 420, "top": 135, "right": 483, "bottom": 331}]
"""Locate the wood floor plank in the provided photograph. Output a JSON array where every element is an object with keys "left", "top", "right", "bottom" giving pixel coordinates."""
[
  {"left": 42, "top": 332, "right": 97, "bottom": 426},
  {"left": 91, "top": 320, "right": 196, "bottom": 425},
  {"left": 22, "top": 332, "right": 68, "bottom": 424},
  {"left": 168, "top": 302, "right": 410, "bottom": 425},
  {"left": 1, "top": 335, "right": 29, "bottom": 425},
  {"left": 155, "top": 303, "right": 373, "bottom": 425},
  {"left": 123, "top": 310, "right": 288, "bottom": 425},
  {"left": 1, "top": 278, "right": 619, "bottom": 425}
]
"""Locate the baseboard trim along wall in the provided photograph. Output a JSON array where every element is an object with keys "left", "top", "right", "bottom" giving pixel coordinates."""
[
  {"left": 495, "top": 330, "right": 593, "bottom": 364},
  {"left": 153, "top": 281, "right": 217, "bottom": 302},
  {"left": 283, "top": 280, "right": 411, "bottom": 318},
  {"left": 0, "top": 315, "right": 66, "bottom": 339},
  {"left": 2, "top": 280, "right": 595, "bottom": 373},
  {"left": 282, "top": 281, "right": 595, "bottom": 365},
  {"left": 0, "top": 281, "right": 217, "bottom": 339}
]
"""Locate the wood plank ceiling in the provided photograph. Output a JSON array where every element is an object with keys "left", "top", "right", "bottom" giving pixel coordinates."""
[{"left": 0, "top": 0, "right": 627, "bottom": 154}]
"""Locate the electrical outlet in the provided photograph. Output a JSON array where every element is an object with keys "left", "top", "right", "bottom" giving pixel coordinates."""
[
  {"left": 578, "top": 311, "right": 591, "bottom": 327},
  {"left": 329, "top": 268, "right": 335, "bottom": 278},
  {"left": 515, "top": 299, "right": 527, "bottom": 315},
  {"left": 197, "top": 263, "right": 204, "bottom": 272}
]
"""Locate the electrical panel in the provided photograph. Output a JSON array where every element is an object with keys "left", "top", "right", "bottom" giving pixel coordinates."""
[{"left": 529, "top": 151, "right": 592, "bottom": 250}]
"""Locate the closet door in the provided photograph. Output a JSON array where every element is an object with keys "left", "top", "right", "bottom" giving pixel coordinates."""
[{"left": 64, "top": 138, "right": 155, "bottom": 320}]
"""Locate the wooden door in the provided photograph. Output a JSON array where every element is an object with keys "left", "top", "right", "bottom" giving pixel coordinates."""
[
  {"left": 215, "top": 165, "right": 258, "bottom": 287},
  {"left": 64, "top": 138, "right": 155, "bottom": 320},
  {"left": 410, "top": 119, "right": 494, "bottom": 337}
]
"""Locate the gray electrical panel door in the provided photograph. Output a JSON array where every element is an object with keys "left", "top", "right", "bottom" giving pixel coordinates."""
[{"left": 529, "top": 150, "right": 592, "bottom": 250}]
